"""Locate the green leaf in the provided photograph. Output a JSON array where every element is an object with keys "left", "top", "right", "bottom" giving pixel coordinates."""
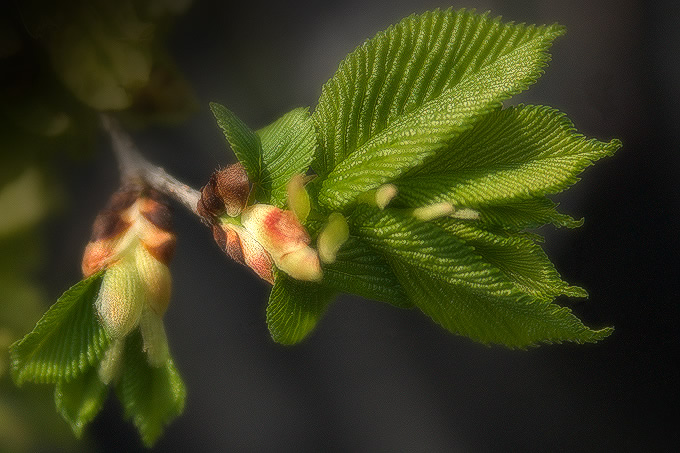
[
  {"left": 351, "top": 206, "right": 515, "bottom": 295},
  {"left": 116, "top": 331, "right": 186, "bottom": 448},
  {"left": 54, "top": 366, "right": 108, "bottom": 438},
  {"left": 391, "top": 260, "right": 612, "bottom": 348},
  {"left": 267, "top": 272, "right": 336, "bottom": 345},
  {"left": 474, "top": 197, "right": 583, "bottom": 230},
  {"left": 313, "top": 9, "right": 565, "bottom": 210},
  {"left": 322, "top": 237, "right": 411, "bottom": 308},
  {"left": 256, "top": 107, "right": 316, "bottom": 207},
  {"left": 396, "top": 105, "right": 621, "bottom": 207},
  {"left": 10, "top": 272, "right": 109, "bottom": 385},
  {"left": 434, "top": 219, "right": 586, "bottom": 300},
  {"left": 210, "top": 102, "right": 263, "bottom": 183}
]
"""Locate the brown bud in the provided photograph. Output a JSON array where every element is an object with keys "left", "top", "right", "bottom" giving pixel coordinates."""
[
  {"left": 214, "top": 163, "right": 250, "bottom": 217},
  {"left": 90, "top": 211, "right": 130, "bottom": 242},
  {"left": 139, "top": 197, "right": 173, "bottom": 232},
  {"left": 197, "top": 163, "right": 250, "bottom": 222},
  {"left": 197, "top": 177, "right": 224, "bottom": 221}
]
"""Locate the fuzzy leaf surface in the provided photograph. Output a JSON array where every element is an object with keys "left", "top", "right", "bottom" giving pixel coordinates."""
[
  {"left": 267, "top": 272, "right": 336, "bottom": 345},
  {"left": 116, "top": 331, "right": 186, "bottom": 448},
  {"left": 313, "top": 9, "right": 565, "bottom": 210},
  {"left": 256, "top": 107, "right": 316, "bottom": 206},
  {"left": 10, "top": 272, "right": 109, "bottom": 385},
  {"left": 54, "top": 366, "right": 108, "bottom": 438},
  {"left": 396, "top": 105, "right": 621, "bottom": 207},
  {"left": 391, "top": 260, "right": 611, "bottom": 348}
]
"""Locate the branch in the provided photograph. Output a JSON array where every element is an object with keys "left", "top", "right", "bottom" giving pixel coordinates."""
[{"left": 101, "top": 115, "right": 201, "bottom": 215}]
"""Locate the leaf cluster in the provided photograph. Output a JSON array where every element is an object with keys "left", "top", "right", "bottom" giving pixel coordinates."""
[
  {"left": 9, "top": 273, "right": 185, "bottom": 446},
  {"left": 212, "top": 8, "right": 619, "bottom": 348}
]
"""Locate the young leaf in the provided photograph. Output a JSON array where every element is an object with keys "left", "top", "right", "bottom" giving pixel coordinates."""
[
  {"left": 350, "top": 206, "right": 516, "bottom": 295},
  {"left": 116, "top": 331, "right": 186, "bottom": 448},
  {"left": 256, "top": 107, "right": 316, "bottom": 207},
  {"left": 313, "top": 9, "right": 566, "bottom": 210},
  {"left": 322, "top": 237, "right": 411, "bottom": 308},
  {"left": 390, "top": 260, "right": 612, "bottom": 348},
  {"left": 267, "top": 272, "right": 336, "bottom": 345},
  {"left": 474, "top": 197, "right": 583, "bottom": 231},
  {"left": 434, "top": 219, "right": 586, "bottom": 300},
  {"left": 54, "top": 366, "right": 108, "bottom": 438},
  {"left": 10, "top": 272, "right": 109, "bottom": 385},
  {"left": 210, "top": 102, "right": 263, "bottom": 183},
  {"left": 395, "top": 105, "right": 622, "bottom": 207}
]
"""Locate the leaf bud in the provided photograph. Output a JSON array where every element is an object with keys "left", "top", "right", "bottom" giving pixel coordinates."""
[
  {"left": 241, "top": 204, "right": 322, "bottom": 282},
  {"left": 412, "top": 202, "right": 454, "bottom": 221},
  {"left": 81, "top": 187, "right": 175, "bottom": 381},
  {"left": 317, "top": 213, "right": 350, "bottom": 264},
  {"left": 286, "top": 173, "right": 311, "bottom": 223},
  {"left": 197, "top": 163, "right": 250, "bottom": 221}
]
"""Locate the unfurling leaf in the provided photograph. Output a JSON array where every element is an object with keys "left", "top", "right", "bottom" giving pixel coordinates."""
[
  {"left": 54, "top": 366, "right": 108, "bottom": 438},
  {"left": 10, "top": 272, "right": 108, "bottom": 385},
  {"left": 116, "top": 331, "right": 186, "bottom": 448},
  {"left": 266, "top": 272, "right": 336, "bottom": 345}
]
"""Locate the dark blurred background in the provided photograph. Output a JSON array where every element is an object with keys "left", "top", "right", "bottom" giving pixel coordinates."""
[{"left": 2, "top": 0, "right": 679, "bottom": 451}]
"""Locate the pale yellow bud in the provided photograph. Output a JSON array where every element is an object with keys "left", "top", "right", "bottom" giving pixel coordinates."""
[
  {"left": 357, "top": 184, "right": 398, "bottom": 210},
  {"left": 286, "top": 173, "right": 311, "bottom": 223},
  {"left": 450, "top": 207, "right": 481, "bottom": 220},
  {"left": 96, "top": 255, "right": 145, "bottom": 340},
  {"left": 317, "top": 213, "right": 350, "bottom": 264},
  {"left": 375, "top": 184, "right": 398, "bottom": 210},
  {"left": 412, "top": 202, "right": 454, "bottom": 221}
]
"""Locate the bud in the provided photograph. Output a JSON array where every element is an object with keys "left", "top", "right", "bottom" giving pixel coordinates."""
[
  {"left": 317, "top": 213, "right": 350, "bottom": 264},
  {"left": 357, "top": 183, "right": 398, "bottom": 210},
  {"left": 213, "top": 223, "right": 275, "bottom": 284},
  {"left": 286, "top": 173, "right": 310, "bottom": 223},
  {"left": 225, "top": 204, "right": 323, "bottom": 282},
  {"left": 81, "top": 187, "right": 175, "bottom": 383},
  {"left": 412, "top": 202, "right": 454, "bottom": 221},
  {"left": 197, "top": 163, "right": 250, "bottom": 221},
  {"left": 450, "top": 207, "right": 480, "bottom": 220}
]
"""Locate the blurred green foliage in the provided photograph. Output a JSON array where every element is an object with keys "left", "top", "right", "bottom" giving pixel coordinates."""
[{"left": 1, "top": 0, "right": 194, "bottom": 450}]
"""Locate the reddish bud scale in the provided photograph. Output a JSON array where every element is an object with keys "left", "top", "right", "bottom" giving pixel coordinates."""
[{"left": 81, "top": 187, "right": 176, "bottom": 277}]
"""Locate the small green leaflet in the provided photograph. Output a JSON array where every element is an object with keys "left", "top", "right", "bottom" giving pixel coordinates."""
[
  {"left": 10, "top": 272, "right": 109, "bottom": 385},
  {"left": 266, "top": 272, "right": 336, "bottom": 345},
  {"left": 256, "top": 107, "right": 316, "bottom": 206},
  {"left": 210, "top": 102, "right": 263, "bottom": 184},
  {"left": 116, "top": 330, "right": 186, "bottom": 448},
  {"left": 54, "top": 366, "right": 108, "bottom": 438},
  {"left": 211, "top": 104, "right": 316, "bottom": 207},
  {"left": 433, "top": 218, "right": 587, "bottom": 300}
]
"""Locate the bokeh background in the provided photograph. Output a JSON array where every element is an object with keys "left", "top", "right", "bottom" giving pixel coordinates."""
[{"left": 1, "top": 0, "right": 678, "bottom": 451}]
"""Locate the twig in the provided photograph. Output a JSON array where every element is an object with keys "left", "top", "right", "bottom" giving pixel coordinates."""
[{"left": 101, "top": 115, "right": 201, "bottom": 215}]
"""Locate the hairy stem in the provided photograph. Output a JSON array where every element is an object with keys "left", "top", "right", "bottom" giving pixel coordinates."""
[{"left": 101, "top": 115, "right": 201, "bottom": 214}]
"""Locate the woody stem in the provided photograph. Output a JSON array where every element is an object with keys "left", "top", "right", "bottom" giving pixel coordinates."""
[{"left": 101, "top": 115, "right": 201, "bottom": 215}]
